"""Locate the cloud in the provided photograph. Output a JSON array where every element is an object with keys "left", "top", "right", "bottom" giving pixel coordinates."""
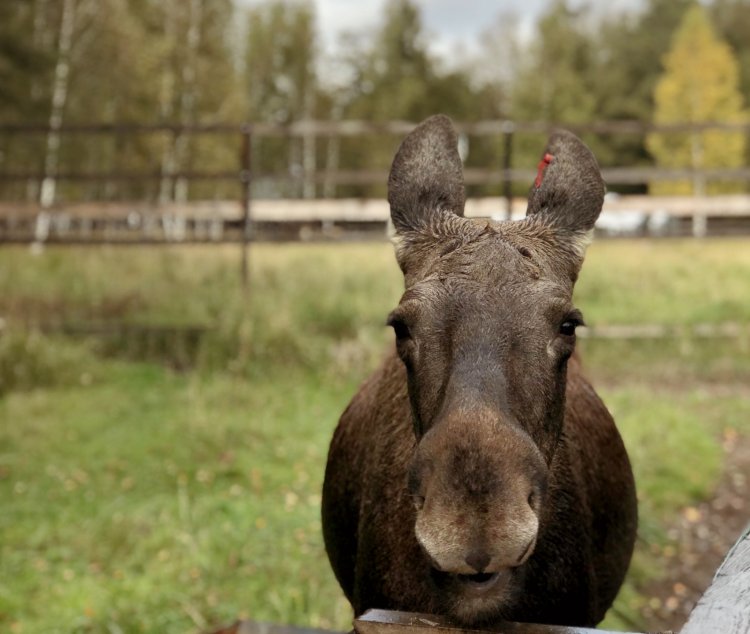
[{"left": 237, "top": 0, "right": 644, "bottom": 68}]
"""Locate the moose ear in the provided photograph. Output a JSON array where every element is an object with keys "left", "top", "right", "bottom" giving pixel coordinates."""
[
  {"left": 388, "top": 115, "right": 466, "bottom": 234},
  {"left": 525, "top": 130, "right": 605, "bottom": 243}
]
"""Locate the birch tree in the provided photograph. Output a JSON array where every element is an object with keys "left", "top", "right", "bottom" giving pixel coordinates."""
[
  {"left": 647, "top": 4, "right": 746, "bottom": 206},
  {"left": 39, "top": 0, "right": 76, "bottom": 208},
  {"left": 173, "top": 0, "right": 203, "bottom": 202},
  {"left": 244, "top": 1, "right": 318, "bottom": 197}
]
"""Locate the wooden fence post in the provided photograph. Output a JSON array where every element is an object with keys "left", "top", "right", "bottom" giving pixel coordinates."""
[
  {"left": 502, "top": 121, "right": 515, "bottom": 220},
  {"left": 240, "top": 124, "right": 253, "bottom": 288},
  {"left": 680, "top": 524, "right": 750, "bottom": 634}
]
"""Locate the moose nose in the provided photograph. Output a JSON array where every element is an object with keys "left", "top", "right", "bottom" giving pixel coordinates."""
[{"left": 465, "top": 550, "right": 491, "bottom": 573}]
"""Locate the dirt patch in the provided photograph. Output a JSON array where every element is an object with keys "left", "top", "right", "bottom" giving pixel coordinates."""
[{"left": 638, "top": 428, "right": 750, "bottom": 632}]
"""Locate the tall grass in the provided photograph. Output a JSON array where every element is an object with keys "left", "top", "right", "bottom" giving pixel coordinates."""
[
  {"left": 0, "top": 245, "right": 402, "bottom": 377},
  {"left": 2, "top": 240, "right": 749, "bottom": 376}
]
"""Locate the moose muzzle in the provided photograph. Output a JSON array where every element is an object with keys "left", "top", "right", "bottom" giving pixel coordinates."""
[{"left": 409, "top": 407, "right": 548, "bottom": 579}]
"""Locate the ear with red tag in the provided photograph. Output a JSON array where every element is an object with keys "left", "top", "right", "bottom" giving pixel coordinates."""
[{"left": 525, "top": 130, "right": 605, "bottom": 239}]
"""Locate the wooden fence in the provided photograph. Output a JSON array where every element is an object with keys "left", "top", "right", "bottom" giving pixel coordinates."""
[{"left": 3, "top": 119, "right": 750, "bottom": 282}]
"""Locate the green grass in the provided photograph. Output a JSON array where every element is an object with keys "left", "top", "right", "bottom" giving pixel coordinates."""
[
  {"left": 579, "top": 239, "right": 750, "bottom": 325},
  {"left": 1, "top": 362, "right": 355, "bottom": 632},
  {"left": 597, "top": 382, "right": 750, "bottom": 630},
  {"left": 1, "top": 240, "right": 749, "bottom": 633}
]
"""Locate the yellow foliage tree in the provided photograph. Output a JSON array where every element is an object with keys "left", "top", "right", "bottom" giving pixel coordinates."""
[{"left": 647, "top": 5, "right": 747, "bottom": 195}]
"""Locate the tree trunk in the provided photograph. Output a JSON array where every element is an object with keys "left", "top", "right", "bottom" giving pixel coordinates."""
[
  {"left": 40, "top": 0, "right": 76, "bottom": 209},
  {"left": 323, "top": 105, "right": 342, "bottom": 199},
  {"left": 158, "top": 0, "right": 177, "bottom": 204},
  {"left": 302, "top": 87, "right": 316, "bottom": 199},
  {"left": 691, "top": 129, "right": 707, "bottom": 238},
  {"left": 173, "top": 0, "right": 203, "bottom": 203}
]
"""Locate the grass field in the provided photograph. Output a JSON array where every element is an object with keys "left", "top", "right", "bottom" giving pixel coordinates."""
[{"left": 1, "top": 240, "right": 749, "bottom": 633}]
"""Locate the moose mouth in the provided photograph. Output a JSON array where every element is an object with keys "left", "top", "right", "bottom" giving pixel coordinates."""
[
  {"left": 457, "top": 572, "right": 502, "bottom": 591},
  {"left": 431, "top": 568, "right": 512, "bottom": 595}
]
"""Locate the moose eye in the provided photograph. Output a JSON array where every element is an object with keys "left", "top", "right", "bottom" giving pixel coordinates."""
[
  {"left": 560, "top": 321, "right": 577, "bottom": 337},
  {"left": 559, "top": 311, "right": 585, "bottom": 337},
  {"left": 387, "top": 315, "right": 411, "bottom": 341}
]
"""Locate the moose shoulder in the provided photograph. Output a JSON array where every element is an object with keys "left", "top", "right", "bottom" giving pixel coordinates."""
[{"left": 321, "top": 115, "right": 637, "bottom": 628}]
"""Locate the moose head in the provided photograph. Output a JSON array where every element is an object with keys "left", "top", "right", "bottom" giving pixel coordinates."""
[{"left": 386, "top": 115, "right": 605, "bottom": 621}]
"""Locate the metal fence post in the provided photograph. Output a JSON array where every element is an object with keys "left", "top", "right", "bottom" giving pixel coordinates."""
[{"left": 240, "top": 124, "right": 253, "bottom": 288}]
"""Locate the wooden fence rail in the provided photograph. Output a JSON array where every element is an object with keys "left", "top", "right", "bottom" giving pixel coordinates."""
[
  {"left": 3, "top": 195, "right": 750, "bottom": 246},
  {"left": 4, "top": 120, "right": 750, "bottom": 188},
  {"left": 4, "top": 118, "right": 750, "bottom": 136},
  {"left": 3, "top": 119, "right": 750, "bottom": 280}
]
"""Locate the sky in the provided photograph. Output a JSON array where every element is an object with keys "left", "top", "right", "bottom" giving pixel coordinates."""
[
  {"left": 237, "top": 0, "right": 646, "bottom": 87},
  {"left": 241, "top": 0, "right": 645, "bottom": 62},
  {"left": 317, "top": 0, "right": 566, "bottom": 56}
]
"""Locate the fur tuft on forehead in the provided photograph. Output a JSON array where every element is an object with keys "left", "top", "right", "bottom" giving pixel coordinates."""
[
  {"left": 392, "top": 214, "right": 581, "bottom": 291},
  {"left": 391, "top": 208, "right": 481, "bottom": 274}
]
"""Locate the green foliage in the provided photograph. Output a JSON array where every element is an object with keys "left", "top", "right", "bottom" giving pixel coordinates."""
[
  {"left": 244, "top": 1, "right": 321, "bottom": 197},
  {"left": 596, "top": 0, "right": 697, "bottom": 122},
  {"left": 647, "top": 5, "right": 747, "bottom": 194},
  {"left": 6, "top": 0, "right": 750, "bottom": 200},
  {"left": 0, "top": 0, "right": 242, "bottom": 202},
  {"left": 344, "top": 0, "right": 434, "bottom": 122},
  {"left": 586, "top": 0, "right": 696, "bottom": 174},
  {"left": 245, "top": 1, "right": 317, "bottom": 123},
  {"left": 0, "top": 1, "right": 51, "bottom": 117},
  {"left": 511, "top": 1, "right": 597, "bottom": 124},
  {"left": 507, "top": 1, "right": 601, "bottom": 185},
  {"left": 713, "top": 0, "right": 750, "bottom": 102},
  {"left": 336, "top": 0, "right": 502, "bottom": 198}
]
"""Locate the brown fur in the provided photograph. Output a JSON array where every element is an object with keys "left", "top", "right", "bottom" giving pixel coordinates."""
[{"left": 322, "top": 115, "right": 637, "bottom": 627}]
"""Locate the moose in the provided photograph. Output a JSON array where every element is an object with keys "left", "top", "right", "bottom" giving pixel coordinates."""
[{"left": 322, "top": 115, "right": 637, "bottom": 628}]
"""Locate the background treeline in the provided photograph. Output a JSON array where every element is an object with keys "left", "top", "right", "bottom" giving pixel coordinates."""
[{"left": 1, "top": 0, "right": 749, "bottom": 201}]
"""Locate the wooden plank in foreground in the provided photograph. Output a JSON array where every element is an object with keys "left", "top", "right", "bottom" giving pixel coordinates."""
[
  {"left": 207, "top": 620, "right": 344, "bottom": 634},
  {"left": 207, "top": 608, "right": 670, "bottom": 634},
  {"left": 354, "top": 609, "right": 647, "bottom": 634},
  {"left": 680, "top": 525, "right": 750, "bottom": 634}
]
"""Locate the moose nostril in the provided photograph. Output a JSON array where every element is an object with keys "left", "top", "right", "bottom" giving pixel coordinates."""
[{"left": 465, "top": 550, "right": 491, "bottom": 573}]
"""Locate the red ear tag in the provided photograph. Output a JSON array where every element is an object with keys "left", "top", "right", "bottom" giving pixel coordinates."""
[{"left": 534, "top": 153, "right": 554, "bottom": 188}]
